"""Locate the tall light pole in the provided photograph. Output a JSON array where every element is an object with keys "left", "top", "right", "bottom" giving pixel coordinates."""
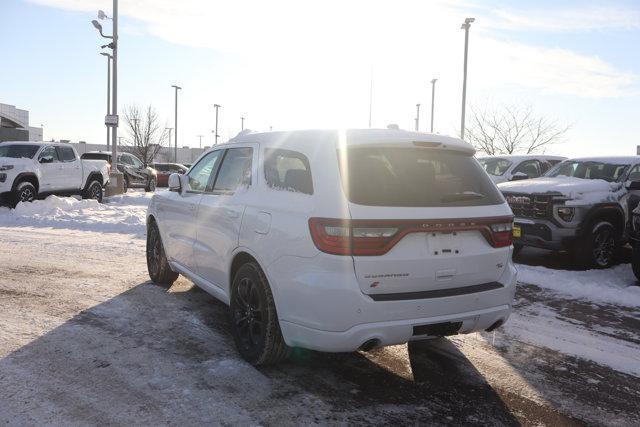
[
  {"left": 214, "top": 104, "right": 220, "bottom": 144},
  {"left": 430, "top": 78, "right": 437, "bottom": 133},
  {"left": 197, "top": 134, "right": 204, "bottom": 148},
  {"left": 100, "top": 52, "right": 112, "bottom": 149},
  {"left": 171, "top": 84, "right": 181, "bottom": 162},
  {"left": 415, "top": 104, "right": 421, "bottom": 131},
  {"left": 92, "top": 1, "right": 121, "bottom": 193},
  {"left": 460, "top": 17, "right": 474, "bottom": 140},
  {"left": 240, "top": 117, "right": 245, "bottom": 131},
  {"left": 165, "top": 128, "right": 173, "bottom": 161},
  {"left": 368, "top": 67, "right": 373, "bottom": 128}
]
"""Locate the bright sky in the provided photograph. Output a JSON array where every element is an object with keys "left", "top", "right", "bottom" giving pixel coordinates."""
[{"left": 1, "top": 0, "right": 639, "bottom": 156}]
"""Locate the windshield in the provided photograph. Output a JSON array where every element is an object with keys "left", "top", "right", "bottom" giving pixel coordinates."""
[
  {"left": 478, "top": 158, "right": 512, "bottom": 176},
  {"left": 0, "top": 144, "right": 39, "bottom": 159},
  {"left": 548, "top": 160, "right": 629, "bottom": 182},
  {"left": 339, "top": 147, "right": 504, "bottom": 207}
]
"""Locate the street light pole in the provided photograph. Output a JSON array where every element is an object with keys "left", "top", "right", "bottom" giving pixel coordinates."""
[
  {"left": 241, "top": 117, "right": 245, "bottom": 131},
  {"left": 100, "top": 52, "right": 112, "bottom": 149},
  {"left": 415, "top": 104, "right": 421, "bottom": 131},
  {"left": 197, "top": 134, "right": 203, "bottom": 148},
  {"left": 165, "top": 128, "right": 173, "bottom": 161},
  {"left": 430, "top": 78, "right": 437, "bottom": 133},
  {"left": 171, "top": 85, "right": 181, "bottom": 163},
  {"left": 460, "top": 17, "right": 474, "bottom": 140},
  {"left": 214, "top": 104, "right": 220, "bottom": 144}
]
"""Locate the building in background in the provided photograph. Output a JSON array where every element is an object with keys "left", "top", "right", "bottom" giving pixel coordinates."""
[
  {"left": 0, "top": 103, "right": 43, "bottom": 142},
  {"left": 71, "top": 142, "right": 206, "bottom": 165}
]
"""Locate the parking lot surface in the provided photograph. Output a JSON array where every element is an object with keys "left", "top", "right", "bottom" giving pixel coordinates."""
[{"left": 1, "top": 222, "right": 639, "bottom": 426}]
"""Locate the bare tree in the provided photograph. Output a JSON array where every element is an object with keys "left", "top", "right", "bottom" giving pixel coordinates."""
[
  {"left": 466, "top": 104, "right": 569, "bottom": 155},
  {"left": 122, "top": 105, "right": 169, "bottom": 165}
]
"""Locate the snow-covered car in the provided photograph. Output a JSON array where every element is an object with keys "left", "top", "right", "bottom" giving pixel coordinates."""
[
  {"left": 145, "top": 129, "right": 517, "bottom": 365},
  {"left": 478, "top": 155, "right": 566, "bottom": 184},
  {"left": 499, "top": 156, "right": 640, "bottom": 268},
  {"left": 0, "top": 141, "right": 110, "bottom": 206}
]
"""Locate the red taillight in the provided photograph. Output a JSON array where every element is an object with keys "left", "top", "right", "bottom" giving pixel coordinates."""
[{"left": 309, "top": 216, "right": 514, "bottom": 256}]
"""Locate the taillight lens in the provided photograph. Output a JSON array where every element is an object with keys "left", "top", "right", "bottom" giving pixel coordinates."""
[
  {"left": 489, "top": 222, "right": 513, "bottom": 248},
  {"left": 309, "top": 216, "right": 514, "bottom": 256}
]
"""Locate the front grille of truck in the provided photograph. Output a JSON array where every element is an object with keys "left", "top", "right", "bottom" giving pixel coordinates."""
[{"left": 504, "top": 193, "right": 552, "bottom": 219}]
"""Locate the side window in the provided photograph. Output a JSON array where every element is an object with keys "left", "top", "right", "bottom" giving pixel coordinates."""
[
  {"left": 540, "top": 161, "right": 551, "bottom": 174},
  {"left": 58, "top": 146, "right": 76, "bottom": 162},
  {"left": 213, "top": 148, "right": 253, "bottom": 193},
  {"left": 187, "top": 150, "right": 223, "bottom": 192},
  {"left": 627, "top": 165, "right": 640, "bottom": 182},
  {"left": 119, "top": 154, "right": 132, "bottom": 165},
  {"left": 130, "top": 155, "right": 143, "bottom": 168},
  {"left": 38, "top": 146, "right": 60, "bottom": 163},
  {"left": 264, "top": 148, "right": 313, "bottom": 195},
  {"left": 513, "top": 160, "right": 541, "bottom": 178}
]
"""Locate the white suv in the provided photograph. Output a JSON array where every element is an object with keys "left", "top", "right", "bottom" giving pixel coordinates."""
[{"left": 146, "top": 129, "right": 517, "bottom": 365}]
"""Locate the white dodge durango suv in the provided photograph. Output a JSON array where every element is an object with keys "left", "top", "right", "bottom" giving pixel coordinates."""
[{"left": 146, "top": 129, "right": 517, "bottom": 365}]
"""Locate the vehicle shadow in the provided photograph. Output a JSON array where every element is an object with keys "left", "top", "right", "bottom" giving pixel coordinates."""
[
  {"left": 0, "top": 280, "right": 525, "bottom": 425},
  {"left": 514, "top": 245, "right": 632, "bottom": 271}
]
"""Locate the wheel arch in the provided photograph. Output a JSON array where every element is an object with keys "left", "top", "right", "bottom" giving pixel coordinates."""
[
  {"left": 228, "top": 248, "right": 277, "bottom": 300},
  {"left": 12, "top": 173, "right": 39, "bottom": 193},
  {"left": 83, "top": 172, "right": 104, "bottom": 190},
  {"left": 581, "top": 203, "right": 625, "bottom": 240}
]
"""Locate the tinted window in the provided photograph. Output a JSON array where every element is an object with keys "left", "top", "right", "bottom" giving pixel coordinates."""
[
  {"left": 153, "top": 164, "right": 168, "bottom": 172},
  {"left": 129, "top": 155, "right": 143, "bottom": 168},
  {"left": 213, "top": 148, "right": 253, "bottom": 193},
  {"left": 59, "top": 146, "right": 76, "bottom": 162},
  {"left": 118, "top": 154, "right": 132, "bottom": 165},
  {"left": 340, "top": 147, "right": 504, "bottom": 207},
  {"left": 264, "top": 149, "right": 313, "bottom": 195},
  {"left": 512, "top": 160, "right": 541, "bottom": 178},
  {"left": 549, "top": 161, "right": 629, "bottom": 182},
  {"left": 81, "top": 153, "right": 111, "bottom": 162},
  {"left": 187, "top": 151, "right": 223, "bottom": 192},
  {"left": 0, "top": 145, "right": 39, "bottom": 159},
  {"left": 478, "top": 158, "right": 511, "bottom": 176},
  {"left": 38, "top": 146, "right": 60, "bottom": 163}
]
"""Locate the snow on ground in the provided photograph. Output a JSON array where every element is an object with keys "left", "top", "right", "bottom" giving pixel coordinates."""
[
  {"left": 0, "top": 190, "right": 152, "bottom": 236},
  {"left": 517, "top": 263, "right": 640, "bottom": 308}
]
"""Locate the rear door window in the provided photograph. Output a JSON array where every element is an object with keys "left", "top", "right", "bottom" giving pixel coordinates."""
[
  {"left": 340, "top": 146, "right": 504, "bottom": 207},
  {"left": 264, "top": 149, "right": 313, "bottom": 195},
  {"left": 58, "top": 146, "right": 76, "bottom": 162},
  {"left": 212, "top": 148, "right": 253, "bottom": 193}
]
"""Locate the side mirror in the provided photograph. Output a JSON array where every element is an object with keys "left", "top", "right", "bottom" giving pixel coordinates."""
[
  {"left": 511, "top": 172, "right": 529, "bottom": 181},
  {"left": 168, "top": 173, "right": 183, "bottom": 192},
  {"left": 627, "top": 180, "right": 640, "bottom": 190}
]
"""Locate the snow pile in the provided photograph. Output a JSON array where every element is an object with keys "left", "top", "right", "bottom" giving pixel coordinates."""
[
  {"left": 517, "top": 264, "right": 640, "bottom": 308},
  {"left": 0, "top": 191, "right": 150, "bottom": 236}
]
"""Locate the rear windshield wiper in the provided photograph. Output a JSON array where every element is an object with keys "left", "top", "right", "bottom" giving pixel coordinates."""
[{"left": 440, "top": 192, "right": 485, "bottom": 203}]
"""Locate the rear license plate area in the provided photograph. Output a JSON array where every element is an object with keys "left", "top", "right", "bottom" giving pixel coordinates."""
[
  {"left": 428, "top": 232, "right": 461, "bottom": 256},
  {"left": 413, "top": 321, "right": 463, "bottom": 337}
]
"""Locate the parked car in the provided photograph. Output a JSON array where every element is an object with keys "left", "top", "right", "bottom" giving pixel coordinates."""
[
  {"left": 477, "top": 155, "right": 566, "bottom": 184},
  {"left": 628, "top": 206, "right": 640, "bottom": 283},
  {"left": 498, "top": 156, "right": 640, "bottom": 268},
  {"left": 145, "top": 129, "right": 517, "bottom": 365},
  {"left": 0, "top": 141, "right": 110, "bottom": 206},
  {"left": 150, "top": 162, "right": 188, "bottom": 187},
  {"left": 81, "top": 151, "right": 157, "bottom": 192}
]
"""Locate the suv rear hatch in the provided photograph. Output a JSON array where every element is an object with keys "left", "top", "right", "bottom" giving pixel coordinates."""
[{"left": 311, "top": 138, "right": 512, "bottom": 298}]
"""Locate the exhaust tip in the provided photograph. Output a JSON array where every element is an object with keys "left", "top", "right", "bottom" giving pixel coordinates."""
[
  {"left": 485, "top": 319, "right": 504, "bottom": 332},
  {"left": 358, "top": 338, "right": 381, "bottom": 352}
]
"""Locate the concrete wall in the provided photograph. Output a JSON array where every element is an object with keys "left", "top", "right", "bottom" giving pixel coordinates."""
[{"left": 71, "top": 142, "right": 208, "bottom": 165}]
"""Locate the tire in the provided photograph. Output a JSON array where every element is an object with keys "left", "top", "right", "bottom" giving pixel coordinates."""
[
  {"left": 13, "top": 181, "right": 37, "bottom": 207},
  {"left": 122, "top": 176, "right": 129, "bottom": 193},
  {"left": 145, "top": 177, "right": 156, "bottom": 192},
  {"left": 146, "top": 221, "right": 178, "bottom": 285},
  {"left": 632, "top": 244, "right": 640, "bottom": 284},
  {"left": 82, "top": 180, "right": 103, "bottom": 203},
  {"left": 230, "top": 262, "right": 291, "bottom": 365},
  {"left": 573, "top": 221, "right": 617, "bottom": 269}
]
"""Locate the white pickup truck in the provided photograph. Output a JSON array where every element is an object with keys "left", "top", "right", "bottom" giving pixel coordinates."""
[{"left": 0, "top": 141, "right": 110, "bottom": 206}]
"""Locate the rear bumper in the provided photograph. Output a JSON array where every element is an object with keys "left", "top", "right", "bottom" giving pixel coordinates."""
[
  {"left": 280, "top": 304, "right": 511, "bottom": 352},
  {"left": 267, "top": 252, "right": 516, "bottom": 352}
]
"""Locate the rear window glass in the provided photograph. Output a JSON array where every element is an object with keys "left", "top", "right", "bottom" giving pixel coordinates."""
[
  {"left": 0, "top": 144, "right": 39, "bottom": 159},
  {"left": 340, "top": 147, "right": 504, "bottom": 207},
  {"left": 264, "top": 149, "right": 313, "bottom": 195},
  {"left": 82, "top": 153, "right": 110, "bottom": 162}
]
